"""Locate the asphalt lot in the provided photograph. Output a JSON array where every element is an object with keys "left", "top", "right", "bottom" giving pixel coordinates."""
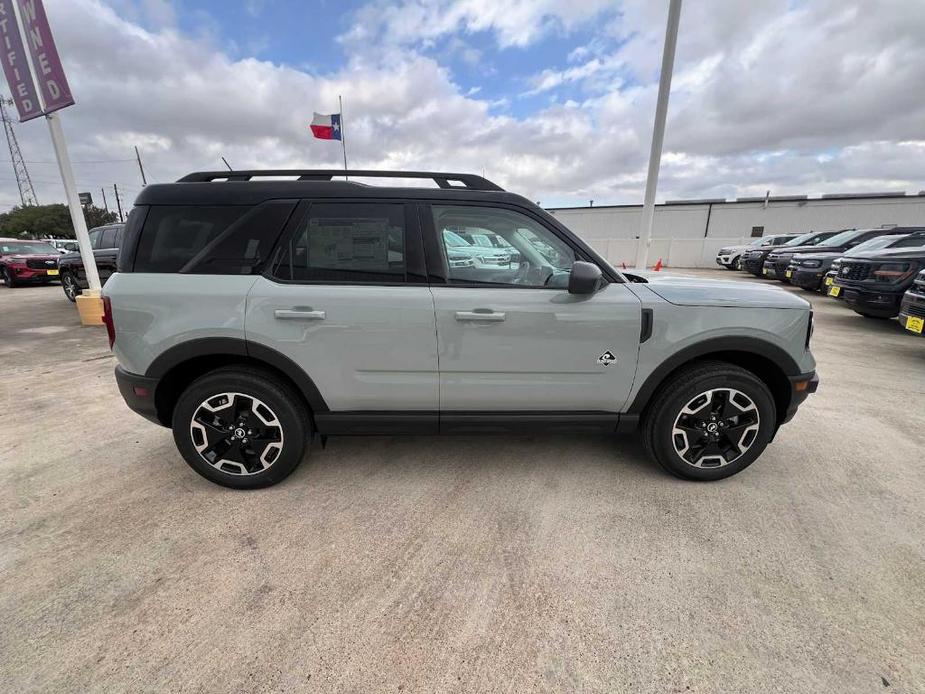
[{"left": 2, "top": 270, "right": 924, "bottom": 693}]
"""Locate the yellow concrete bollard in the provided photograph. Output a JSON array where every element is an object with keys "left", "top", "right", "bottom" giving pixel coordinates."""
[{"left": 75, "top": 289, "right": 105, "bottom": 326}]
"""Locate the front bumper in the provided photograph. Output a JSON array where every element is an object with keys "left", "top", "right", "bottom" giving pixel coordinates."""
[
  {"left": 833, "top": 282, "right": 904, "bottom": 317},
  {"left": 743, "top": 256, "right": 765, "bottom": 275},
  {"left": 114, "top": 365, "right": 163, "bottom": 426},
  {"left": 8, "top": 266, "right": 59, "bottom": 282},
  {"left": 716, "top": 255, "right": 733, "bottom": 267},
  {"left": 789, "top": 267, "right": 826, "bottom": 290},
  {"left": 899, "top": 291, "right": 925, "bottom": 335},
  {"left": 762, "top": 260, "right": 790, "bottom": 280},
  {"left": 782, "top": 372, "right": 819, "bottom": 425}
]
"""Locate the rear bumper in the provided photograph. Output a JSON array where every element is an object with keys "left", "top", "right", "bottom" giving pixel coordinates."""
[{"left": 114, "top": 365, "right": 163, "bottom": 426}]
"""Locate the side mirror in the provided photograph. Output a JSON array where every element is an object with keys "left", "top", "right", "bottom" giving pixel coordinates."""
[{"left": 568, "top": 261, "right": 603, "bottom": 295}]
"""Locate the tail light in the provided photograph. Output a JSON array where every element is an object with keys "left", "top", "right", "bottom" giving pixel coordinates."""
[{"left": 102, "top": 296, "right": 115, "bottom": 349}]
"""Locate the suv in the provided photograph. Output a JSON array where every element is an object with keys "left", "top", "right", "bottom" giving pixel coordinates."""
[
  {"left": 715, "top": 234, "right": 797, "bottom": 271},
  {"left": 57, "top": 223, "right": 124, "bottom": 301},
  {"left": 742, "top": 231, "right": 837, "bottom": 276},
  {"left": 899, "top": 270, "right": 925, "bottom": 335},
  {"left": 0, "top": 238, "right": 60, "bottom": 286},
  {"left": 789, "top": 229, "right": 925, "bottom": 292},
  {"left": 761, "top": 229, "right": 865, "bottom": 279},
  {"left": 104, "top": 170, "right": 818, "bottom": 489},
  {"left": 829, "top": 246, "right": 925, "bottom": 318}
]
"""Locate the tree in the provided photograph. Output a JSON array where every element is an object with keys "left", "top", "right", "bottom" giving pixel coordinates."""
[{"left": 0, "top": 204, "right": 119, "bottom": 239}]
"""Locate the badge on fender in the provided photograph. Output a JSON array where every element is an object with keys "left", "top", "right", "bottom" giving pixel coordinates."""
[{"left": 598, "top": 350, "right": 616, "bottom": 367}]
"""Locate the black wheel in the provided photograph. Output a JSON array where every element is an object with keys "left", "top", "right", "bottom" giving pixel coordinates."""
[
  {"left": 172, "top": 367, "right": 310, "bottom": 489},
  {"left": 642, "top": 361, "right": 776, "bottom": 481},
  {"left": 2, "top": 267, "right": 18, "bottom": 287},
  {"left": 61, "top": 272, "right": 80, "bottom": 302}
]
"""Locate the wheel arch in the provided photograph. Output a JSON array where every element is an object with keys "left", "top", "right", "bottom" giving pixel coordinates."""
[
  {"left": 628, "top": 337, "right": 799, "bottom": 426},
  {"left": 146, "top": 338, "right": 328, "bottom": 427}
]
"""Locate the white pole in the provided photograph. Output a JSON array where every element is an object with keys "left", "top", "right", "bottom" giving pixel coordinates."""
[
  {"left": 9, "top": 0, "right": 100, "bottom": 292},
  {"left": 634, "top": 0, "right": 683, "bottom": 270},
  {"left": 46, "top": 111, "right": 100, "bottom": 291}
]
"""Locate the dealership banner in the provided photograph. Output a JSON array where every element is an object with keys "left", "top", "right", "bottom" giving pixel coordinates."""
[
  {"left": 0, "top": 0, "right": 42, "bottom": 121},
  {"left": 15, "top": 0, "right": 74, "bottom": 115}
]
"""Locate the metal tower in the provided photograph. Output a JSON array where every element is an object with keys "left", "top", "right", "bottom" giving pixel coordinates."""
[{"left": 0, "top": 97, "right": 38, "bottom": 207}]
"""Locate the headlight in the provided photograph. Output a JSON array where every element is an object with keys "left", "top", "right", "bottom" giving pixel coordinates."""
[
  {"left": 802, "top": 259, "right": 822, "bottom": 268},
  {"left": 872, "top": 262, "right": 912, "bottom": 281},
  {"left": 831, "top": 260, "right": 842, "bottom": 270}
]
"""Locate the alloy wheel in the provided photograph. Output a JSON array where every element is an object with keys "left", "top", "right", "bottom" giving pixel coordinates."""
[
  {"left": 189, "top": 392, "right": 284, "bottom": 476},
  {"left": 671, "top": 388, "right": 760, "bottom": 468},
  {"left": 62, "top": 274, "right": 78, "bottom": 299}
]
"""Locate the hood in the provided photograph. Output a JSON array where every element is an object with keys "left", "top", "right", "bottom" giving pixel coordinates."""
[
  {"left": 717, "top": 243, "right": 752, "bottom": 253},
  {"left": 844, "top": 247, "right": 925, "bottom": 261},
  {"left": 792, "top": 250, "right": 842, "bottom": 261},
  {"left": 6, "top": 253, "right": 59, "bottom": 261},
  {"left": 768, "top": 244, "right": 837, "bottom": 257},
  {"left": 639, "top": 274, "right": 810, "bottom": 309}
]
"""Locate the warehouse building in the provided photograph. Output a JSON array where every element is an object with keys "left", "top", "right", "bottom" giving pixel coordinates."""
[{"left": 547, "top": 191, "right": 925, "bottom": 268}]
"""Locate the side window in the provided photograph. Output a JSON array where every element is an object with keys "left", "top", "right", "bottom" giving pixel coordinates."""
[
  {"left": 893, "top": 236, "right": 925, "bottom": 248},
  {"left": 273, "top": 203, "right": 406, "bottom": 283},
  {"left": 99, "top": 227, "right": 117, "bottom": 249},
  {"left": 88, "top": 228, "right": 103, "bottom": 249},
  {"left": 134, "top": 206, "right": 250, "bottom": 273},
  {"left": 113, "top": 227, "right": 124, "bottom": 248},
  {"left": 432, "top": 205, "right": 578, "bottom": 288}
]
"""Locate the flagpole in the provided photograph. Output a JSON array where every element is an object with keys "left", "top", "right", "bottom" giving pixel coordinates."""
[{"left": 339, "top": 94, "right": 348, "bottom": 173}]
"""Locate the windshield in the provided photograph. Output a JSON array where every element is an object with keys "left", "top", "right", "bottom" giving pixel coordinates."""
[
  {"left": 784, "top": 232, "right": 822, "bottom": 247},
  {"left": 442, "top": 230, "right": 471, "bottom": 247},
  {"left": 845, "top": 236, "right": 902, "bottom": 256},
  {"left": 748, "top": 237, "right": 773, "bottom": 247},
  {"left": 822, "top": 229, "right": 865, "bottom": 247},
  {"left": 0, "top": 241, "right": 57, "bottom": 255}
]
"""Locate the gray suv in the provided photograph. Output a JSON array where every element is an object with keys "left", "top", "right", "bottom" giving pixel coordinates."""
[{"left": 104, "top": 170, "right": 818, "bottom": 488}]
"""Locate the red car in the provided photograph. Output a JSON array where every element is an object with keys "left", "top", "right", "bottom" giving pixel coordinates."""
[{"left": 0, "top": 238, "right": 61, "bottom": 287}]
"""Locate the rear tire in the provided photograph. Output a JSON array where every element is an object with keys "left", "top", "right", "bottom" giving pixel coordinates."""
[
  {"left": 172, "top": 367, "right": 310, "bottom": 489},
  {"left": 642, "top": 361, "right": 777, "bottom": 481}
]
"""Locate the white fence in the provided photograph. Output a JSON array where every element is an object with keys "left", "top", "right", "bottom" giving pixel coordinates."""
[{"left": 583, "top": 237, "right": 753, "bottom": 269}]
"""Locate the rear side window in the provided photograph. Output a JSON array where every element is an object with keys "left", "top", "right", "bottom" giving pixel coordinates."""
[
  {"left": 134, "top": 202, "right": 294, "bottom": 274},
  {"left": 272, "top": 203, "right": 406, "bottom": 283}
]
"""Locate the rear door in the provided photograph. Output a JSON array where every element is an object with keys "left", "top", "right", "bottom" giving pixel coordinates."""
[
  {"left": 245, "top": 200, "right": 439, "bottom": 418},
  {"left": 424, "top": 203, "right": 641, "bottom": 414}
]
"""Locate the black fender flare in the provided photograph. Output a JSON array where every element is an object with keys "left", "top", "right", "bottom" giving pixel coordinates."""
[
  {"left": 626, "top": 336, "right": 801, "bottom": 416},
  {"left": 145, "top": 337, "right": 329, "bottom": 413}
]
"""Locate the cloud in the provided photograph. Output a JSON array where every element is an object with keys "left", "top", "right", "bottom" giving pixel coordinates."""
[{"left": 0, "top": 0, "right": 923, "bottom": 211}]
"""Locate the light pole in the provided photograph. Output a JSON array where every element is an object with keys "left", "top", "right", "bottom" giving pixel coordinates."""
[{"left": 634, "top": 0, "right": 683, "bottom": 270}]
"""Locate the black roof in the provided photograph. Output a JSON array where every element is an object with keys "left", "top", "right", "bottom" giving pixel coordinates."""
[{"left": 136, "top": 169, "right": 526, "bottom": 206}]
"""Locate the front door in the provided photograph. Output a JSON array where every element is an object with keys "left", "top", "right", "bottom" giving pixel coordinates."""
[
  {"left": 245, "top": 201, "right": 438, "bottom": 414},
  {"left": 426, "top": 204, "right": 641, "bottom": 413}
]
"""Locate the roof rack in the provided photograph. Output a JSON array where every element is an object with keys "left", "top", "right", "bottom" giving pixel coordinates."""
[{"left": 177, "top": 169, "right": 504, "bottom": 191}]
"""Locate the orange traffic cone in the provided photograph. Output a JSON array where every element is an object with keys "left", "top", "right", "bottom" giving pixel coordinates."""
[{"left": 653, "top": 258, "right": 663, "bottom": 271}]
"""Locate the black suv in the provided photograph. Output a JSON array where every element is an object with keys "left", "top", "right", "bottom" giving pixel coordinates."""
[
  {"left": 830, "top": 247, "right": 925, "bottom": 318},
  {"left": 789, "top": 228, "right": 925, "bottom": 292},
  {"left": 899, "top": 270, "right": 925, "bottom": 335},
  {"left": 761, "top": 228, "right": 900, "bottom": 280},
  {"left": 57, "top": 223, "right": 124, "bottom": 301},
  {"left": 742, "top": 231, "right": 836, "bottom": 277}
]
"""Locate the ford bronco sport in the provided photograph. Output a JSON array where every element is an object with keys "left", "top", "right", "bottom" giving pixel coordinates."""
[{"left": 104, "top": 170, "right": 818, "bottom": 488}]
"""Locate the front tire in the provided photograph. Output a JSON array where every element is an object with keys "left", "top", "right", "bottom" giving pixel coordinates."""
[
  {"left": 172, "top": 367, "right": 310, "bottom": 489},
  {"left": 642, "top": 361, "right": 777, "bottom": 481},
  {"left": 61, "top": 272, "right": 80, "bottom": 302},
  {"left": 2, "top": 267, "right": 18, "bottom": 287}
]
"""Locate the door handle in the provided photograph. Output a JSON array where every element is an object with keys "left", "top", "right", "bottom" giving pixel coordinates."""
[
  {"left": 274, "top": 309, "right": 326, "bottom": 320},
  {"left": 455, "top": 310, "right": 506, "bottom": 322}
]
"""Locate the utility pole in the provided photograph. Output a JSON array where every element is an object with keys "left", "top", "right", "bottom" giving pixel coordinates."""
[
  {"left": 134, "top": 145, "right": 147, "bottom": 185},
  {"left": 634, "top": 0, "right": 683, "bottom": 270},
  {"left": 0, "top": 97, "right": 38, "bottom": 206},
  {"left": 113, "top": 183, "right": 124, "bottom": 222},
  {"left": 100, "top": 186, "right": 109, "bottom": 213}
]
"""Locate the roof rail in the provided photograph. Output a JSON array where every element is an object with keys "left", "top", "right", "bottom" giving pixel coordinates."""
[{"left": 177, "top": 169, "right": 504, "bottom": 191}]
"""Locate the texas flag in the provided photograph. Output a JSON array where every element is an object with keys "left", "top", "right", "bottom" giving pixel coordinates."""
[{"left": 310, "top": 112, "right": 342, "bottom": 140}]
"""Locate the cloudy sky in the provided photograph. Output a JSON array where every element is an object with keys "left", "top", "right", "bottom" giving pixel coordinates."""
[{"left": 2, "top": 0, "right": 924, "bottom": 211}]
